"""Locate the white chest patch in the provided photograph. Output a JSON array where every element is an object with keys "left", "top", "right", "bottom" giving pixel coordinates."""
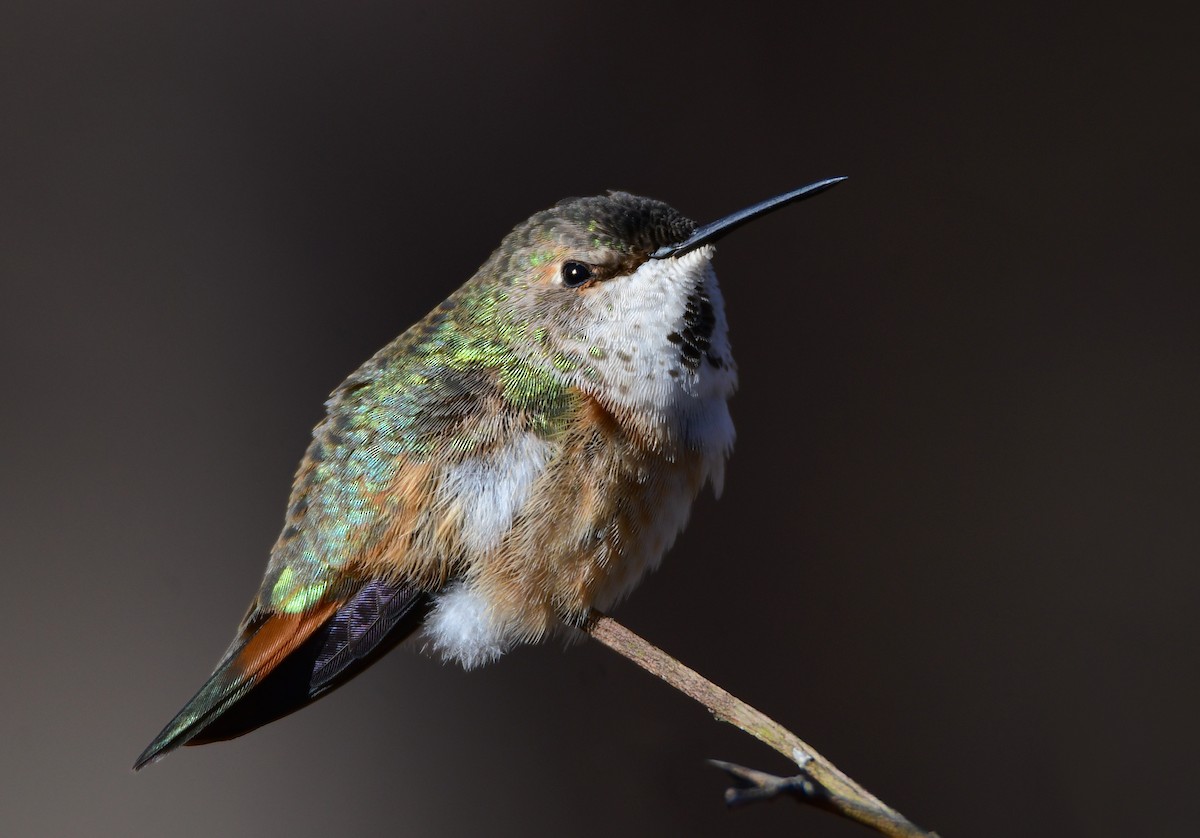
[
  {"left": 437, "top": 431, "right": 553, "bottom": 555},
  {"left": 427, "top": 431, "right": 553, "bottom": 668}
]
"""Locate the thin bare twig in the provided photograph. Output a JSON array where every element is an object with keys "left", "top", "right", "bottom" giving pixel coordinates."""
[{"left": 583, "top": 611, "right": 937, "bottom": 838}]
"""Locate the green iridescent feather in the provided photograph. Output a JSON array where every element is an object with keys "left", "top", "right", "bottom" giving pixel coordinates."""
[{"left": 259, "top": 289, "right": 579, "bottom": 614}]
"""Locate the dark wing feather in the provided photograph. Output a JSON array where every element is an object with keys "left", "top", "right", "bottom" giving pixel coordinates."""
[{"left": 311, "top": 579, "right": 427, "bottom": 691}]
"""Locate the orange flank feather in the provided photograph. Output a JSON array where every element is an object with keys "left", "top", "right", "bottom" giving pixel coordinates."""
[
  {"left": 226, "top": 603, "right": 344, "bottom": 692},
  {"left": 358, "top": 459, "right": 450, "bottom": 588}
]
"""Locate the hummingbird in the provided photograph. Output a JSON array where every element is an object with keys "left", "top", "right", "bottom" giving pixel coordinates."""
[{"left": 134, "top": 176, "right": 846, "bottom": 770}]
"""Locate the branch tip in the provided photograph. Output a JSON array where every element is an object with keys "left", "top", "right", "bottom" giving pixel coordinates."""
[{"left": 584, "top": 611, "right": 937, "bottom": 838}]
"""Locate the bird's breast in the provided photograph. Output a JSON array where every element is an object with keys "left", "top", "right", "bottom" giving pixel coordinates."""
[{"left": 425, "top": 388, "right": 733, "bottom": 667}]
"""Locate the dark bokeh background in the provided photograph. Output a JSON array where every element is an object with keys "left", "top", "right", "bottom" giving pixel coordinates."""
[{"left": 2, "top": 2, "right": 1197, "bottom": 836}]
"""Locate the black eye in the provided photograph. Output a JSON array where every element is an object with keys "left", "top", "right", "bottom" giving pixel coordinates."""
[{"left": 561, "top": 261, "right": 593, "bottom": 288}]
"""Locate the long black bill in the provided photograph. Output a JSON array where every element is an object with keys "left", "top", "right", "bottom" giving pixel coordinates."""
[{"left": 650, "top": 176, "right": 847, "bottom": 260}]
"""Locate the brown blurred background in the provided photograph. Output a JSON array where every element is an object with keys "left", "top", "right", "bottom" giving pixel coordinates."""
[{"left": 2, "top": 2, "right": 1197, "bottom": 836}]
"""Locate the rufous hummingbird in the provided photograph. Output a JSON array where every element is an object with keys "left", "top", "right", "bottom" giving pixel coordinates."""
[{"left": 135, "top": 177, "right": 846, "bottom": 770}]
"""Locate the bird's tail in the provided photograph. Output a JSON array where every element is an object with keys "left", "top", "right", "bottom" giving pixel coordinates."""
[{"left": 134, "top": 580, "right": 427, "bottom": 769}]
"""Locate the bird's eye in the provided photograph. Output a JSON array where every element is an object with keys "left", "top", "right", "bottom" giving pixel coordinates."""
[{"left": 560, "top": 261, "right": 593, "bottom": 288}]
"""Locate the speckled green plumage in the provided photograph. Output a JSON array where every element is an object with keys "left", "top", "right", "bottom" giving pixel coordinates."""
[{"left": 262, "top": 299, "right": 578, "bottom": 613}]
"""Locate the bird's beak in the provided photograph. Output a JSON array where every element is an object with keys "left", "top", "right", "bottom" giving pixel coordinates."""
[{"left": 649, "top": 176, "right": 848, "bottom": 260}]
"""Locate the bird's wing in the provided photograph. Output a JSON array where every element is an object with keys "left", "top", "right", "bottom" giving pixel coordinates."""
[{"left": 135, "top": 330, "right": 579, "bottom": 769}]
